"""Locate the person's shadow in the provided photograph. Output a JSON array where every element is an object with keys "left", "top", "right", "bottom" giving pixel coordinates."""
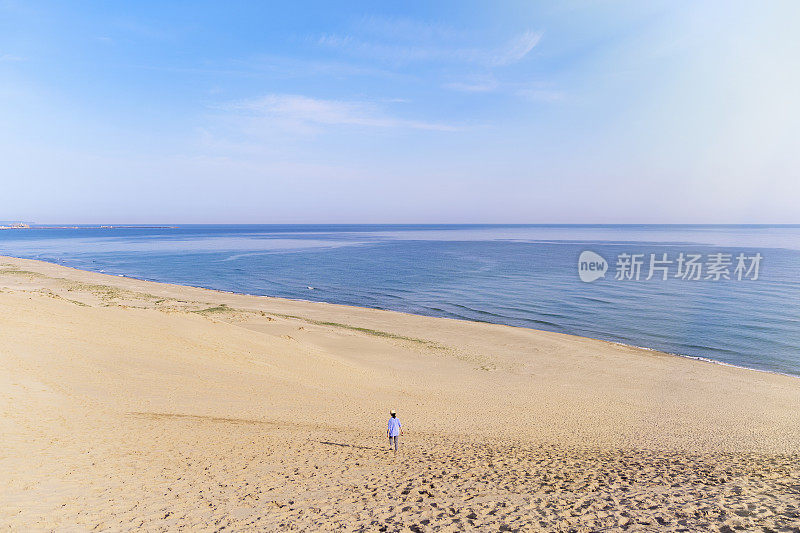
[{"left": 318, "top": 441, "right": 374, "bottom": 450}]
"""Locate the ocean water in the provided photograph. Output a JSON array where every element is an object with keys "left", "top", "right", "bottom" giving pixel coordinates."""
[{"left": 2, "top": 224, "right": 799, "bottom": 376}]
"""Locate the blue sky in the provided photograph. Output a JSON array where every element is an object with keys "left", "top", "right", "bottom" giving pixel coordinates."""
[{"left": 1, "top": 1, "right": 798, "bottom": 223}]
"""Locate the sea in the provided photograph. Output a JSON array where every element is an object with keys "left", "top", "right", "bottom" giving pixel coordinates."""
[{"left": 2, "top": 224, "right": 799, "bottom": 376}]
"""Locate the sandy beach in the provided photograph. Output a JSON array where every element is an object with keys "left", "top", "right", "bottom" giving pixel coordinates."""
[{"left": 1, "top": 255, "right": 799, "bottom": 531}]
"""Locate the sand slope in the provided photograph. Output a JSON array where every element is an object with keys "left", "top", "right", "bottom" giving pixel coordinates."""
[{"left": 1, "top": 256, "right": 799, "bottom": 531}]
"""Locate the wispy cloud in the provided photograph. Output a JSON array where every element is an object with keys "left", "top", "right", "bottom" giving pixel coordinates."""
[
  {"left": 443, "top": 79, "right": 499, "bottom": 93},
  {"left": 443, "top": 77, "right": 565, "bottom": 103},
  {"left": 0, "top": 53, "right": 25, "bottom": 62},
  {"left": 491, "top": 30, "right": 542, "bottom": 66},
  {"left": 224, "top": 94, "right": 459, "bottom": 132},
  {"left": 317, "top": 29, "right": 541, "bottom": 67},
  {"left": 354, "top": 16, "right": 464, "bottom": 42}
]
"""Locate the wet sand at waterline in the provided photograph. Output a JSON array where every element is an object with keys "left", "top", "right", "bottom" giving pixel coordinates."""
[{"left": 1, "top": 256, "right": 799, "bottom": 531}]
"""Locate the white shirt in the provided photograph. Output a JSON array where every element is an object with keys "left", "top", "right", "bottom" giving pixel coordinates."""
[{"left": 388, "top": 417, "right": 401, "bottom": 437}]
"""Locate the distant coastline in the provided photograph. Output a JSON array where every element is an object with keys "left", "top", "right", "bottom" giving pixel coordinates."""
[{"left": 0, "top": 224, "right": 178, "bottom": 230}]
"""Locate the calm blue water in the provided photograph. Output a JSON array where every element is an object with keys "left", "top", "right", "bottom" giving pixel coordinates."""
[{"left": 2, "top": 224, "right": 799, "bottom": 376}]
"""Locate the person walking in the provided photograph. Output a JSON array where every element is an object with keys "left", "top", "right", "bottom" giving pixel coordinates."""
[{"left": 387, "top": 410, "right": 402, "bottom": 452}]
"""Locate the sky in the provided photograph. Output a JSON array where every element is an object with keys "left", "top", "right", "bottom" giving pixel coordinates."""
[{"left": 1, "top": 1, "right": 798, "bottom": 224}]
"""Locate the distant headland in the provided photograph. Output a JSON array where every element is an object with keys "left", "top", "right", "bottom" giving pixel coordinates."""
[{"left": 0, "top": 224, "right": 178, "bottom": 230}]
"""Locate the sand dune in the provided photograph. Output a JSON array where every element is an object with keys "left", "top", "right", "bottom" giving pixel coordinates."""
[{"left": 1, "top": 256, "right": 799, "bottom": 531}]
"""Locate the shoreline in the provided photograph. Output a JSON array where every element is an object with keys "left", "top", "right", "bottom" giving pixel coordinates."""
[
  {"left": 5, "top": 253, "right": 794, "bottom": 381},
  {"left": 607, "top": 340, "right": 800, "bottom": 380}
]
